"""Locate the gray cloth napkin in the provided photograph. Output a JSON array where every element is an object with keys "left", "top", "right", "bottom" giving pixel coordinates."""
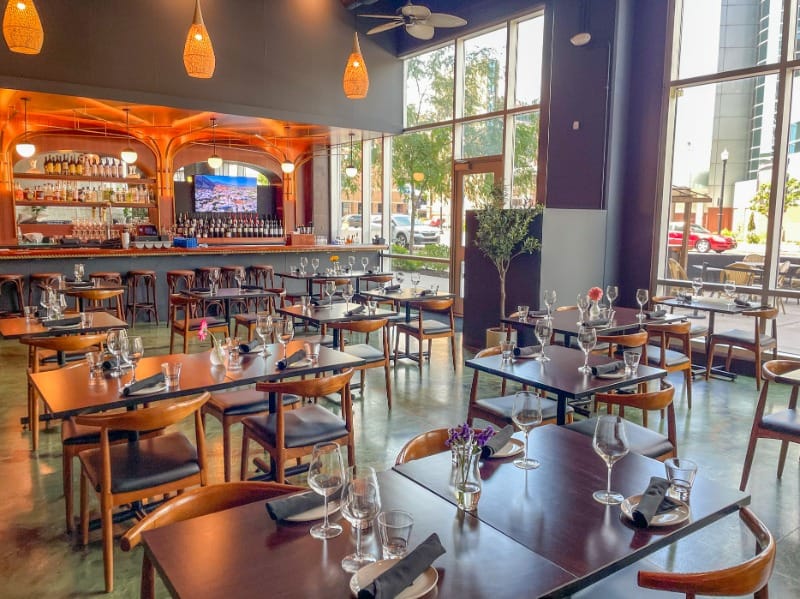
[
  {"left": 418, "top": 289, "right": 434, "bottom": 296},
  {"left": 189, "top": 287, "right": 210, "bottom": 293},
  {"left": 121, "top": 372, "right": 165, "bottom": 396},
  {"left": 677, "top": 293, "right": 693, "bottom": 303},
  {"left": 277, "top": 349, "right": 307, "bottom": 370},
  {"left": 357, "top": 533, "right": 446, "bottom": 599},
  {"left": 239, "top": 339, "right": 262, "bottom": 354},
  {"left": 734, "top": 297, "right": 753, "bottom": 308},
  {"left": 345, "top": 305, "right": 365, "bottom": 316},
  {"left": 482, "top": 425, "right": 514, "bottom": 458},
  {"left": 646, "top": 309, "right": 667, "bottom": 319},
  {"left": 241, "top": 285, "right": 262, "bottom": 291},
  {"left": 591, "top": 360, "right": 624, "bottom": 375},
  {"left": 265, "top": 491, "right": 325, "bottom": 521},
  {"left": 585, "top": 318, "right": 609, "bottom": 327},
  {"left": 383, "top": 284, "right": 401, "bottom": 292},
  {"left": 513, "top": 345, "right": 542, "bottom": 357},
  {"left": 530, "top": 309, "right": 548, "bottom": 317},
  {"left": 45, "top": 316, "right": 82, "bottom": 328},
  {"left": 632, "top": 476, "right": 681, "bottom": 527}
]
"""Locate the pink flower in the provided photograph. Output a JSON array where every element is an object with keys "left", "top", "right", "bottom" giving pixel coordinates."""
[
  {"left": 588, "top": 286, "right": 603, "bottom": 302},
  {"left": 198, "top": 319, "right": 208, "bottom": 341}
]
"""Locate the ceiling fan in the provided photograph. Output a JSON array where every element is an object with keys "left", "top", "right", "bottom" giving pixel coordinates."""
[{"left": 360, "top": 1, "right": 467, "bottom": 41}]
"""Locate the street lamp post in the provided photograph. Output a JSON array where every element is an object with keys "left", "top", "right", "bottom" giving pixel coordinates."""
[{"left": 718, "top": 148, "right": 729, "bottom": 234}]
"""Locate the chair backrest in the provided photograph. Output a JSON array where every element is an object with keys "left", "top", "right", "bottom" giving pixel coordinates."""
[
  {"left": 721, "top": 262, "right": 755, "bottom": 286},
  {"left": 596, "top": 330, "right": 649, "bottom": 359},
  {"left": 762, "top": 359, "right": 800, "bottom": 383},
  {"left": 74, "top": 392, "right": 210, "bottom": 433},
  {"left": 668, "top": 258, "right": 688, "bottom": 281},
  {"left": 255, "top": 368, "right": 355, "bottom": 410},
  {"left": 416, "top": 298, "right": 454, "bottom": 314},
  {"left": 22, "top": 332, "right": 107, "bottom": 372},
  {"left": 395, "top": 428, "right": 451, "bottom": 464},
  {"left": 74, "top": 288, "right": 125, "bottom": 302},
  {"left": 596, "top": 382, "right": 677, "bottom": 453},
  {"left": 329, "top": 317, "right": 388, "bottom": 336},
  {"left": 637, "top": 507, "right": 775, "bottom": 597},
  {"left": 361, "top": 274, "right": 393, "bottom": 287},
  {"left": 647, "top": 320, "right": 692, "bottom": 356},
  {"left": 743, "top": 306, "right": 778, "bottom": 343}
]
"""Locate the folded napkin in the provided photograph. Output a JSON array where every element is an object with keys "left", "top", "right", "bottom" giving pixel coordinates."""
[
  {"left": 418, "top": 289, "right": 434, "bottom": 296},
  {"left": 631, "top": 476, "right": 681, "bottom": 527},
  {"left": 734, "top": 297, "right": 753, "bottom": 308},
  {"left": 239, "top": 339, "right": 262, "bottom": 354},
  {"left": 482, "top": 425, "right": 514, "bottom": 458},
  {"left": 345, "top": 305, "right": 365, "bottom": 316},
  {"left": 121, "top": 372, "right": 165, "bottom": 396},
  {"left": 241, "top": 285, "right": 262, "bottom": 291},
  {"left": 677, "top": 293, "right": 693, "bottom": 303},
  {"left": 367, "top": 269, "right": 375, "bottom": 274},
  {"left": 513, "top": 345, "right": 542, "bottom": 357},
  {"left": 265, "top": 491, "right": 325, "bottom": 521},
  {"left": 44, "top": 316, "right": 82, "bottom": 328},
  {"left": 591, "top": 360, "right": 624, "bottom": 376},
  {"left": 383, "top": 284, "right": 401, "bottom": 292},
  {"left": 67, "top": 281, "right": 94, "bottom": 288},
  {"left": 277, "top": 349, "right": 307, "bottom": 370},
  {"left": 646, "top": 309, "right": 667, "bottom": 319},
  {"left": 189, "top": 287, "right": 210, "bottom": 293},
  {"left": 101, "top": 356, "right": 119, "bottom": 371},
  {"left": 585, "top": 318, "right": 609, "bottom": 327},
  {"left": 357, "top": 533, "right": 446, "bottom": 599}
]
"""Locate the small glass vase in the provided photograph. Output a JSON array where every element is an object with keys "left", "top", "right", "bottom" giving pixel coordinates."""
[
  {"left": 451, "top": 444, "right": 482, "bottom": 512},
  {"left": 209, "top": 341, "right": 226, "bottom": 366},
  {"left": 589, "top": 300, "right": 601, "bottom": 320}
]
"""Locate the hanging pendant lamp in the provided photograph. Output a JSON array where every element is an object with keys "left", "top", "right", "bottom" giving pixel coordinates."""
[
  {"left": 342, "top": 33, "right": 369, "bottom": 99},
  {"left": 280, "top": 126, "right": 294, "bottom": 173},
  {"left": 15, "top": 97, "right": 35, "bottom": 158},
  {"left": 183, "top": 0, "right": 215, "bottom": 79},
  {"left": 345, "top": 133, "right": 357, "bottom": 178},
  {"left": 3, "top": 0, "right": 43, "bottom": 55},
  {"left": 207, "top": 117, "right": 222, "bottom": 169},
  {"left": 120, "top": 108, "right": 138, "bottom": 165}
]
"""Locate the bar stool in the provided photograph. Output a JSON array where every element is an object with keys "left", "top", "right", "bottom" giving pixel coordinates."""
[
  {"left": 221, "top": 266, "right": 248, "bottom": 314},
  {"left": 248, "top": 264, "right": 275, "bottom": 287},
  {"left": 166, "top": 270, "right": 196, "bottom": 325},
  {"left": 125, "top": 270, "right": 159, "bottom": 324},
  {"left": 88, "top": 271, "right": 122, "bottom": 285},
  {"left": 194, "top": 267, "right": 224, "bottom": 317},
  {"left": 0, "top": 273, "right": 25, "bottom": 316},
  {"left": 28, "top": 272, "right": 62, "bottom": 307}
]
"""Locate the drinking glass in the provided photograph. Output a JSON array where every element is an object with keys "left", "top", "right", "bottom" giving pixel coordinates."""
[
  {"left": 377, "top": 510, "right": 414, "bottom": 560},
  {"left": 623, "top": 350, "right": 641, "bottom": 376},
  {"left": 636, "top": 288, "right": 649, "bottom": 321},
  {"left": 691, "top": 276, "right": 703, "bottom": 298},
  {"left": 347, "top": 256, "right": 356, "bottom": 271},
  {"left": 307, "top": 442, "right": 345, "bottom": 539},
  {"left": 606, "top": 285, "right": 618, "bottom": 310},
  {"left": 277, "top": 318, "right": 294, "bottom": 360},
  {"left": 255, "top": 314, "right": 273, "bottom": 357},
  {"left": 121, "top": 336, "right": 144, "bottom": 385},
  {"left": 534, "top": 318, "right": 553, "bottom": 362},
  {"left": 577, "top": 325, "right": 597, "bottom": 373},
  {"left": 105, "top": 329, "right": 127, "bottom": 378},
  {"left": 325, "top": 280, "right": 337, "bottom": 308},
  {"left": 592, "top": 415, "right": 630, "bottom": 504},
  {"left": 73, "top": 263, "right": 84, "bottom": 282},
  {"left": 724, "top": 280, "right": 737, "bottom": 308},
  {"left": 340, "top": 465, "right": 381, "bottom": 573},
  {"left": 342, "top": 282, "right": 355, "bottom": 310},
  {"left": 576, "top": 293, "right": 590, "bottom": 325},
  {"left": 361, "top": 256, "right": 369, "bottom": 271},
  {"left": 299, "top": 256, "right": 308, "bottom": 275},
  {"left": 396, "top": 272, "right": 405, "bottom": 288},
  {"left": 208, "top": 268, "right": 220, "bottom": 293},
  {"left": 500, "top": 341, "right": 515, "bottom": 363},
  {"left": 543, "top": 289, "right": 557, "bottom": 318},
  {"left": 511, "top": 391, "right": 543, "bottom": 469},
  {"left": 517, "top": 305, "right": 530, "bottom": 321},
  {"left": 410, "top": 272, "right": 421, "bottom": 292},
  {"left": 311, "top": 257, "right": 320, "bottom": 274}
]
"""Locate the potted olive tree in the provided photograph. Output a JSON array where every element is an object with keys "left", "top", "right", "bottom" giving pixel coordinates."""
[{"left": 474, "top": 186, "right": 543, "bottom": 346}]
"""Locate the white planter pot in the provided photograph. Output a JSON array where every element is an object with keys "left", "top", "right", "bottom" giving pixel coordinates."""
[{"left": 485, "top": 327, "right": 517, "bottom": 349}]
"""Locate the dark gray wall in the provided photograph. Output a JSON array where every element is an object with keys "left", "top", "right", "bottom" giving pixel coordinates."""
[{"left": 0, "top": 0, "right": 403, "bottom": 133}]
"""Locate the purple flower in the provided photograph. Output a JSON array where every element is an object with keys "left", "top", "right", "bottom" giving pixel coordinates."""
[{"left": 446, "top": 422, "right": 496, "bottom": 449}]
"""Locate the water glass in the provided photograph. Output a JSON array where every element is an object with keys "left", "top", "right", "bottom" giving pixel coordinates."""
[
  {"left": 86, "top": 351, "right": 104, "bottom": 382},
  {"left": 366, "top": 300, "right": 377, "bottom": 314},
  {"left": 24, "top": 305, "right": 35, "bottom": 321},
  {"left": 73, "top": 263, "right": 84, "bottom": 282},
  {"left": 664, "top": 457, "right": 698, "bottom": 502},
  {"left": 161, "top": 362, "right": 182, "bottom": 389},
  {"left": 304, "top": 341, "right": 321, "bottom": 364},
  {"left": 300, "top": 295, "right": 311, "bottom": 311},
  {"left": 377, "top": 510, "right": 414, "bottom": 559},
  {"left": 501, "top": 341, "right": 515, "bottom": 363},
  {"left": 517, "top": 305, "right": 530, "bottom": 321},
  {"left": 623, "top": 350, "right": 641, "bottom": 376},
  {"left": 227, "top": 336, "right": 242, "bottom": 370},
  {"left": 80, "top": 312, "right": 94, "bottom": 328}
]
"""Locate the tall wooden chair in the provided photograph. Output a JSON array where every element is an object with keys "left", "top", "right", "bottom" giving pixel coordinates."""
[
  {"left": 76, "top": 393, "right": 210, "bottom": 592},
  {"left": 121, "top": 482, "right": 304, "bottom": 599},
  {"left": 394, "top": 297, "right": 456, "bottom": 371},
  {"left": 329, "top": 317, "right": 393, "bottom": 409}
]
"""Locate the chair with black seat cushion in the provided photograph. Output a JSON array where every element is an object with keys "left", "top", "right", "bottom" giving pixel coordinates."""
[
  {"left": 76, "top": 393, "right": 210, "bottom": 592},
  {"left": 466, "top": 346, "right": 573, "bottom": 427},
  {"left": 646, "top": 320, "right": 693, "bottom": 408},
  {"left": 706, "top": 306, "right": 778, "bottom": 391},
  {"left": 121, "top": 481, "right": 304, "bottom": 599},
  {"left": 329, "top": 317, "right": 393, "bottom": 409},
  {"left": 169, "top": 294, "right": 229, "bottom": 353},
  {"left": 740, "top": 360, "right": 800, "bottom": 490},
  {"left": 202, "top": 388, "right": 301, "bottom": 482},
  {"left": 240, "top": 368, "right": 356, "bottom": 483},
  {"left": 394, "top": 297, "right": 456, "bottom": 371}
]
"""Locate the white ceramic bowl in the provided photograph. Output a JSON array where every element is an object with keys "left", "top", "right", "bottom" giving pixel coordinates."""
[
  {"left": 135, "top": 241, "right": 145, "bottom": 249},
  {"left": 23, "top": 232, "right": 44, "bottom": 243}
]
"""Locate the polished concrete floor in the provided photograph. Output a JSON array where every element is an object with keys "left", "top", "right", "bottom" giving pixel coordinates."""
[{"left": 0, "top": 323, "right": 798, "bottom": 598}]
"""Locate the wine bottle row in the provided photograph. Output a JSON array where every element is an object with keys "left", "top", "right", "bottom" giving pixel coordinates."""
[
  {"left": 42, "top": 153, "right": 140, "bottom": 178},
  {"left": 173, "top": 212, "right": 284, "bottom": 238}
]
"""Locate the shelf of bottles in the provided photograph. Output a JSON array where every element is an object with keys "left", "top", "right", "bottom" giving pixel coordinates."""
[{"left": 173, "top": 212, "right": 285, "bottom": 240}]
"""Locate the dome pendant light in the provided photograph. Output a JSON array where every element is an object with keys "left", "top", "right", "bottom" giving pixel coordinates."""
[
  {"left": 207, "top": 117, "right": 223, "bottom": 169},
  {"left": 183, "top": 0, "right": 215, "bottom": 79},
  {"left": 3, "top": 0, "right": 43, "bottom": 55},
  {"left": 343, "top": 32, "right": 369, "bottom": 99},
  {"left": 120, "top": 108, "right": 138, "bottom": 165},
  {"left": 15, "top": 97, "right": 35, "bottom": 158},
  {"left": 344, "top": 132, "right": 357, "bottom": 178}
]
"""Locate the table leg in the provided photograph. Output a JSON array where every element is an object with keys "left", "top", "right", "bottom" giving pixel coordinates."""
[{"left": 556, "top": 393, "right": 567, "bottom": 426}]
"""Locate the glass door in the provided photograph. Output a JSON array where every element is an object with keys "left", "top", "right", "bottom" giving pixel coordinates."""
[{"left": 451, "top": 158, "right": 503, "bottom": 315}]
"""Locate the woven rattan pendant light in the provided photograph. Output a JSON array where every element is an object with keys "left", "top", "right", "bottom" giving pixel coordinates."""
[
  {"left": 342, "top": 33, "right": 369, "bottom": 99},
  {"left": 3, "top": 0, "right": 43, "bottom": 55},
  {"left": 183, "top": 0, "right": 215, "bottom": 79}
]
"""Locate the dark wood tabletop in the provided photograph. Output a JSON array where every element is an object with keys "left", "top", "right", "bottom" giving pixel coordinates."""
[
  {"left": 659, "top": 296, "right": 751, "bottom": 316},
  {"left": 142, "top": 470, "right": 574, "bottom": 599},
  {"left": 0, "top": 311, "right": 128, "bottom": 339},
  {"left": 278, "top": 302, "right": 397, "bottom": 325},
  {"left": 394, "top": 424, "right": 750, "bottom": 597},
  {"left": 465, "top": 345, "right": 667, "bottom": 424},
  {"left": 360, "top": 287, "right": 455, "bottom": 304}
]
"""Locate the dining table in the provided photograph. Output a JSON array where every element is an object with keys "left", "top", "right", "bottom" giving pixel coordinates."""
[
  {"left": 277, "top": 270, "right": 395, "bottom": 297},
  {"left": 141, "top": 425, "right": 749, "bottom": 599},
  {"left": 0, "top": 310, "right": 128, "bottom": 339},
  {"left": 182, "top": 286, "right": 281, "bottom": 323},
  {"left": 466, "top": 344, "right": 667, "bottom": 425},
  {"left": 277, "top": 302, "right": 397, "bottom": 347}
]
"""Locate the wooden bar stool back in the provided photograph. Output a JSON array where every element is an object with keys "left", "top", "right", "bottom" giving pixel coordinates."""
[
  {"left": 166, "top": 270, "right": 196, "bottom": 325},
  {"left": 28, "top": 272, "right": 62, "bottom": 306},
  {"left": 125, "top": 270, "right": 159, "bottom": 324},
  {"left": 0, "top": 273, "right": 25, "bottom": 316}
]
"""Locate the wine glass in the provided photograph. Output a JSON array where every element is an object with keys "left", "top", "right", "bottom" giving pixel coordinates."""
[
  {"left": 636, "top": 288, "right": 649, "bottom": 321},
  {"left": 724, "top": 280, "right": 737, "bottom": 308},
  {"left": 121, "top": 336, "right": 144, "bottom": 385},
  {"left": 105, "top": 329, "right": 127, "bottom": 378},
  {"left": 307, "top": 442, "right": 345, "bottom": 539},
  {"left": 208, "top": 268, "right": 220, "bottom": 293},
  {"left": 410, "top": 272, "right": 421, "bottom": 292},
  {"left": 396, "top": 272, "right": 405, "bottom": 288},
  {"left": 543, "top": 289, "right": 557, "bottom": 318},
  {"left": 277, "top": 318, "right": 294, "bottom": 360},
  {"left": 311, "top": 257, "right": 320, "bottom": 275},
  {"left": 299, "top": 256, "right": 308, "bottom": 275},
  {"left": 592, "top": 415, "right": 630, "bottom": 504},
  {"left": 605, "top": 285, "right": 618, "bottom": 310},
  {"left": 576, "top": 293, "right": 590, "bottom": 325},
  {"left": 534, "top": 318, "right": 552, "bottom": 362},
  {"left": 255, "top": 314, "right": 273, "bottom": 357},
  {"left": 577, "top": 325, "right": 597, "bottom": 374},
  {"left": 233, "top": 268, "right": 245, "bottom": 290},
  {"left": 340, "top": 465, "right": 381, "bottom": 573},
  {"left": 511, "top": 391, "right": 543, "bottom": 469},
  {"left": 361, "top": 256, "right": 369, "bottom": 272},
  {"left": 325, "top": 280, "right": 337, "bottom": 308},
  {"left": 73, "top": 263, "right": 84, "bottom": 282},
  {"left": 342, "top": 282, "right": 354, "bottom": 310},
  {"left": 347, "top": 256, "right": 356, "bottom": 272}
]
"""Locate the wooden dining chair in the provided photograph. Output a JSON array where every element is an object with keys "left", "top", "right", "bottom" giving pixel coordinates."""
[
  {"left": 645, "top": 320, "right": 693, "bottom": 408},
  {"left": 740, "top": 360, "right": 800, "bottom": 491},
  {"left": 329, "top": 317, "right": 393, "bottom": 409},
  {"left": 240, "top": 369, "right": 356, "bottom": 483},
  {"left": 76, "top": 393, "right": 210, "bottom": 592},
  {"left": 466, "top": 346, "right": 573, "bottom": 427},
  {"left": 651, "top": 295, "right": 710, "bottom": 344},
  {"left": 394, "top": 297, "right": 456, "bottom": 371},
  {"left": 706, "top": 306, "right": 778, "bottom": 391},
  {"left": 169, "top": 294, "right": 229, "bottom": 353},
  {"left": 232, "top": 289, "right": 286, "bottom": 341},
  {"left": 121, "top": 481, "right": 304, "bottom": 599},
  {"left": 395, "top": 428, "right": 451, "bottom": 464},
  {"left": 592, "top": 330, "right": 649, "bottom": 413}
]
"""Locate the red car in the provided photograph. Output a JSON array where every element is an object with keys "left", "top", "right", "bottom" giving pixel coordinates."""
[{"left": 668, "top": 222, "right": 737, "bottom": 253}]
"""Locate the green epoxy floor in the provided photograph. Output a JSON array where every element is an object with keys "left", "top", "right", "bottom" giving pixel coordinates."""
[{"left": 0, "top": 323, "right": 798, "bottom": 597}]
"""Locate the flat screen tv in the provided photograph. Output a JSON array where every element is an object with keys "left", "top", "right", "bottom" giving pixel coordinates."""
[{"left": 193, "top": 175, "right": 257, "bottom": 212}]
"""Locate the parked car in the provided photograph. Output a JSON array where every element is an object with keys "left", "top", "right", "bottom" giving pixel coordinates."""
[
  {"left": 340, "top": 213, "right": 441, "bottom": 246},
  {"left": 668, "top": 222, "right": 737, "bottom": 253}
]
